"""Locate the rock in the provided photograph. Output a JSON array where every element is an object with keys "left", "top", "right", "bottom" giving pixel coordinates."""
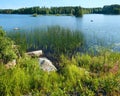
[
  {"left": 14, "top": 27, "right": 19, "bottom": 30},
  {"left": 39, "top": 57, "right": 57, "bottom": 72},
  {"left": 90, "top": 20, "right": 93, "bottom": 22},
  {"left": 26, "top": 50, "right": 42, "bottom": 57},
  {"left": 5, "top": 59, "right": 16, "bottom": 69}
]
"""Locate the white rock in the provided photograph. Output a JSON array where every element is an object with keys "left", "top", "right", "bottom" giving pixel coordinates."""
[
  {"left": 14, "top": 27, "right": 19, "bottom": 30},
  {"left": 26, "top": 50, "right": 42, "bottom": 57},
  {"left": 5, "top": 59, "right": 16, "bottom": 69},
  {"left": 39, "top": 57, "right": 57, "bottom": 72}
]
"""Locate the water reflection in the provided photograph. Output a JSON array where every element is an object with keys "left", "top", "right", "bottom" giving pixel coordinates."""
[{"left": 0, "top": 14, "right": 120, "bottom": 51}]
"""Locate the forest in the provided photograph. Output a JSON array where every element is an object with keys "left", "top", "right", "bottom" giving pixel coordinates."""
[{"left": 0, "top": 4, "right": 120, "bottom": 16}]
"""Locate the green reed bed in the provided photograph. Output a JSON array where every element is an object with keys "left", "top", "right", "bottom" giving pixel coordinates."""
[{"left": 7, "top": 26, "right": 84, "bottom": 62}]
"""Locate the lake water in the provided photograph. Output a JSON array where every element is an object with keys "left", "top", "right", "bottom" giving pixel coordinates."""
[{"left": 0, "top": 14, "right": 120, "bottom": 51}]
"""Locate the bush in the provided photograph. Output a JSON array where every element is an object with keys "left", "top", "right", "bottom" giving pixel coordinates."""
[
  {"left": 0, "top": 27, "right": 17, "bottom": 64},
  {"left": 0, "top": 51, "right": 120, "bottom": 95}
]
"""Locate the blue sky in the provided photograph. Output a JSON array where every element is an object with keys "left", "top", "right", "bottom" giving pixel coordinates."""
[{"left": 0, "top": 0, "right": 120, "bottom": 9}]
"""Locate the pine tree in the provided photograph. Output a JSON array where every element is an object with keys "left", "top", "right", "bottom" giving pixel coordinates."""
[{"left": 74, "top": 6, "right": 83, "bottom": 17}]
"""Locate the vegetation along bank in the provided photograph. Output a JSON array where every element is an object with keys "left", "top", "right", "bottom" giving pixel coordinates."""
[{"left": 0, "top": 26, "right": 120, "bottom": 95}]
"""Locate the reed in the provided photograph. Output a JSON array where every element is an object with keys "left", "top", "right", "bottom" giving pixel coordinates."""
[{"left": 7, "top": 26, "right": 84, "bottom": 61}]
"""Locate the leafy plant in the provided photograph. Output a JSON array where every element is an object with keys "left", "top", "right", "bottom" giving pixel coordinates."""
[{"left": 0, "top": 28, "right": 17, "bottom": 64}]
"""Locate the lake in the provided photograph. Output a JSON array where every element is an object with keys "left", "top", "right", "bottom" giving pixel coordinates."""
[{"left": 0, "top": 14, "right": 120, "bottom": 51}]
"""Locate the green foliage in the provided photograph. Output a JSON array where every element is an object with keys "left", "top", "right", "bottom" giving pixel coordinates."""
[
  {"left": 7, "top": 30, "right": 27, "bottom": 56},
  {"left": 82, "top": 7, "right": 102, "bottom": 14},
  {"left": 1, "top": 4, "right": 120, "bottom": 15},
  {"left": 102, "top": 4, "right": 120, "bottom": 14},
  {"left": 99, "top": 74, "right": 120, "bottom": 95},
  {"left": 0, "top": 27, "right": 120, "bottom": 95},
  {"left": 74, "top": 7, "right": 83, "bottom": 17},
  {"left": 0, "top": 28, "right": 17, "bottom": 64},
  {"left": 0, "top": 50, "right": 120, "bottom": 95},
  {"left": 7, "top": 26, "right": 84, "bottom": 65},
  {"left": 0, "top": 65, "right": 30, "bottom": 96}
]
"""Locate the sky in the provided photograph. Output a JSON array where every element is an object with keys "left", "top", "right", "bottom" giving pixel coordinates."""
[{"left": 0, "top": 0, "right": 120, "bottom": 9}]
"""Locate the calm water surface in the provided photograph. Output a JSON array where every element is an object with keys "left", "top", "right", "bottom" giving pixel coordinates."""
[{"left": 0, "top": 14, "right": 120, "bottom": 50}]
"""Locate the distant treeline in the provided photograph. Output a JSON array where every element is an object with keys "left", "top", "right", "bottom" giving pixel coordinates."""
[
  {"left": 0, "top": 4, "right": 120, "bottom": 15},
  {"left": 83, "top": 4, "right": 120, "bottom": 14},
  {"left": 0, "top": 6, "right": 83, "bottom": 17},
  {"left": 102, "top": 4, "right": 120, "bottom": 14}
]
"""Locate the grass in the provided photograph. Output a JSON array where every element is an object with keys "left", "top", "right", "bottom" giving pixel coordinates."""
[
  {"left": 0, "top": 27, "right": 120, "bottom": 95},
  {"left": 0, "top": 51, "right": 120, "bottom": 96},
  {"left": 8, "top": 26, "right": 84, "bottom": 52},
  {"left": 7, "top": 26, "right": 84, "bottom": 67}
]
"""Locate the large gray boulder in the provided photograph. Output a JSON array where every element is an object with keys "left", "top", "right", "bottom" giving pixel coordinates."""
[{"left": 39, "top": 57, "right": 57, "bottom": 72}]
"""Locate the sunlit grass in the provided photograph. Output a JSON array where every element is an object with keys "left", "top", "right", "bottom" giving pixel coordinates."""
[
  {"left": 7, "top": 26, "right": 84, "bottom": 65},
  {"left": 0, "top": 51, "right": 120, "bottom": 96},
  {"left": 0, "top": 26, "right": 119, "bottom": 96}
]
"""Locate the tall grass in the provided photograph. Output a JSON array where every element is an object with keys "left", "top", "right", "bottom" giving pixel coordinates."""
[
  {"left": 8, "top": 26, "right": 84, "bottom": 52},
  {"left": 7, "top": 26, "right": 84, "bottom": 65},
  {"left": 0, "top": 51, "right": 120, "bottom": 96},
  {"left": 2, "top": 26, "right": 119, "bottom": 96}
]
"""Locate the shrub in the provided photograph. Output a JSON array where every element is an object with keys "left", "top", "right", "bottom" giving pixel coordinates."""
[{"left": 0, "top": 27, "right": 17, "bottom": 64}]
